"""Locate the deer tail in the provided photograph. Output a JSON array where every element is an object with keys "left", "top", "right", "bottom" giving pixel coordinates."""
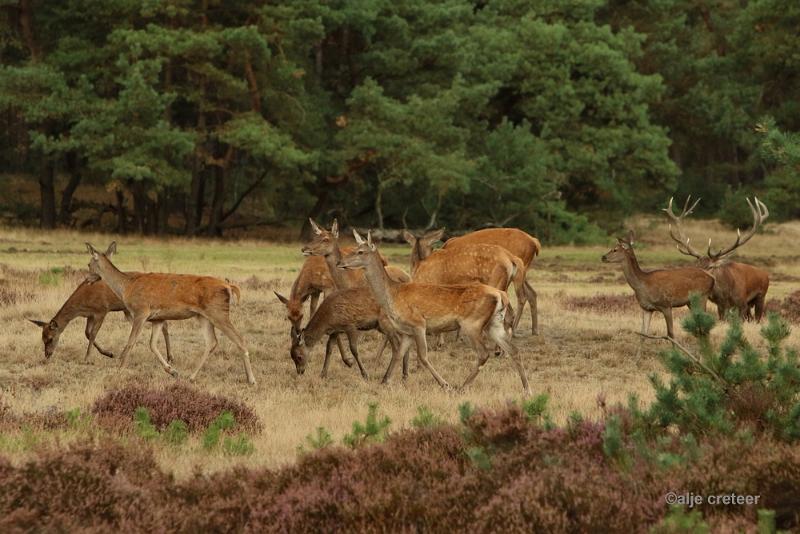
[
  {"left": 228, "top": 284, "right": 242, "bottom": 306},
  {"left": 531, "top": 237, "right": 542, "bottom": 257}
]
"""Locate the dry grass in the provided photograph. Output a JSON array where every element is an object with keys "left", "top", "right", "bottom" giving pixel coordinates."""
[{"left": 1, "top": 218, "right": 799, "bottom": 478}]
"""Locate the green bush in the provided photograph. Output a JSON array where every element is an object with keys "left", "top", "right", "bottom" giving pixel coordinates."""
[
  {"left": 411, "top": 406, "right": 443, "bottom": 429},
  {"left": 162, "top": 420, "right": 189, "bottom": 447},
  {"left": 133, "top": 408, "right": 159, "bottom": 441},
  {"left": 342, "top": 403, "right": 391, "bottom": 448},
  {"left": 202, "top": 411, "right": 236, "bottom": 451}
]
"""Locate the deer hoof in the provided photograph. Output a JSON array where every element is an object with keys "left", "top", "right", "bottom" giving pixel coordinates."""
[
  {"left": 166, "top": 367, "right": 179, "bottom": 378},
  {"left": 341, "top": 357, "right": 354, "bottom": 368},
  {"left": 360, "top": 372, "right": 370, "bottom": 380}
]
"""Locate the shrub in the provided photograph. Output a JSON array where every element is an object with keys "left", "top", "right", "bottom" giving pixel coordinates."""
[
  {"left": 92, "top": 383, "right": 260, "bottom": 434},
  {"left": 299, "top": 427, "right": 333, "bottom": 454},
  {"left": 202, "top": 411, "right": 236, "bottom": 450},
  {"left": 342, "top": 403, "right": 391, "bottom": 448},
  {"left": 222, "top": 433, "right": 255, "bottom": 456},
  {"left": 162, "top": 420, "right": 189, "bottom": 447},
  {"left": 133, "top": 408, "right": 159, "bottom": 441},
  {"left": 411, "top": 405, "right": 443, "bottom": 428}
]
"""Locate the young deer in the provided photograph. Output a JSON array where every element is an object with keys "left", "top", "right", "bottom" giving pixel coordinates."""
[
  {"left": 338, "top": 230, "right": 530, "bottom": 394},
  {"left": 29, "top": 276, "right": 172, "bottom": 361},
  {"left": 664, "top": 196, "right": 770, "bottom": 321},
  {"left": 443, "top": 227, "right": 540, "bottom": 334},
  {"left": 85, "top": 242, "right": 256, "bottom": 384},
  {"left": 601, "top": 232, "right": 715, "bottom": 356}
]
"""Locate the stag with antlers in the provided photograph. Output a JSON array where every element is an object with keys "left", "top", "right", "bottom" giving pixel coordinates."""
[{"left": 664, "top": 196, "right": 770, "bottom": 321}]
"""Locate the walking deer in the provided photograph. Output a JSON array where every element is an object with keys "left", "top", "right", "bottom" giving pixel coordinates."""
[
  {"left": 664, "top": 196, "right": 770, "bottom": 321},
  {"left": 29, "top": 276, "right": 172, "bottom": 361},
  {"left": 338, "top": 230, "right": 530, "bottom": 394},
  {"left": 443, "top": 228, "right": 540, "bottom": 334},
  {"left": 602, "top": 231, "right": 715, "bottom": 356},
  {"left": 85, "top": 242, "right": 256, "bottom": 384}
]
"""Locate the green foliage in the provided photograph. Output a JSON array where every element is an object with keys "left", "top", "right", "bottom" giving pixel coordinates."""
[
  {"left": 222, "top": 433, "right": 255, "bottom": 456},
  {"left": 457, "top": 402, "right": 474, "bottom": 425},
  {"left": 521, "top": 394, "right": 549, "bottom": 425},
  {"left": 133, "top": 407, "right": 159, "bottom": 441},
  {"left": 162, "top": 420, "right": 189, "bottom": 447},
  {"left": 38, "top": 267, "right": 63, "bottom": 287},
  {"left": 343, "top": 403, "right": 391, "bottom": 448},
  {"left": 649, "top": 505, "right": 710, "bottom": 534},
  {"left": 411, "top": 406, "right": 443, "bottom": 429},
  {"left": 642, "top": 300, "right": 800, "bottom": 442},
  {"left": 601, "top": 415, "right": 629, "bottom": 467},
  {"left": 299, "top": 427, "right": 334, "bottom": 454},
  {"left": 202, "top": 411, "right": 236, "bottom": 451},
  {"left": 465, "top": 446, "right": 492, "bottom": 470}
]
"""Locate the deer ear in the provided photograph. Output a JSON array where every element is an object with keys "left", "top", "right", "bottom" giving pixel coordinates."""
[
  {"left": 425, "top": 228, "right": 445, "bottom": 243},
  {"left": 85, "top": 273, "right": 101, "bottom": 283},
  {"left": 274, "top": 291, "right": 289, "bottom": 305},
  {"left": 85, "top": 242, "right": 99, "bottom": 259},
  {"left": 309, "top": 218, "right": 323, "bottom": 235},
  {"left": 28, "top": 319, "right": 47, "bottom": 328},
  {"left": 352, "top": 229, "right": 365, "bottom": 245},
  {"left": 627, "top": 229, "right": 635, "bottom": 245},
  {"left": 330, "top": 219, "right": 339, "bottom": 238},
  {"left": 105, "top": 241, "right": 117, "bottom": 257},
  {"left": 402, "top": 230, "right": 416, "bottom": 245}
]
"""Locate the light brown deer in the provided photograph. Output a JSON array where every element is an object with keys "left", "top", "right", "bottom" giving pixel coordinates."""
[
  {"left": 404, "top": 229, "right": 518, "bottom": 335},
  {"left": 602, "top": 231, "right": 715, "bottom": 356},
  {"left": 85, "top": 242, "right": 255, "bottom": 384},
  {"left": 338, "top": 230, "right": 530, "bottom": 394},
  {"left": 443, "top": 228, "right": 540, "bottom": 334},
  {"left": 664, "top": 196, "right": 770, "bottom": 321},
  {"left": 29, "top": 276, "right": 172, "bottom": 361}
]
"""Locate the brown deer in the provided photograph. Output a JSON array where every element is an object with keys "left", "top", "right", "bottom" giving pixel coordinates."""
[
  {"left": 404, "top": 229, "right": 518, "bottom": 332},
  {"left": 664, "top": 196, "right": 770, "bottom": 321},
  {"left": 443, "top": 228, "right": 540, "bottom": 334},
  {"left": 85, "top": 242, "right": 256, "bottom": 384},
  {"left": 338, "top": 229, "right": 530, "bottom": 394},
  {"left": 28, "top": 276, "right": 172, "bottom": 361},
  {"left": 601, "top": 231, "right": 715, "bottom": 356}
]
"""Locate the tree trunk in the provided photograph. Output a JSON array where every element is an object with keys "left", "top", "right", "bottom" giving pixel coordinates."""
[
  {"left": 207, "top": 166, "right": 225, "bottom": 236},
  {"left": 157, "top": 191, "right": 169, "bottom": 235},
  {"left": 59, "top": 152, "right": 82, "bottom": 226},
  {"left": 300, "top": 186, "right": 329, "bottom": 240},
  {"left": 131, "top": 181, "right": 147, "bottom": 234},
  {"left": 115, "top": 190, "right": 127, "bottom": 234},
  {"left": 39, "top": 160, "right": 56, "bottom": 229},
  {"left": 146, "top": 195, "right": 158, "bottom": 235},
  {"left": 186, "top": 170, "right": 206, "bottom": 235}
]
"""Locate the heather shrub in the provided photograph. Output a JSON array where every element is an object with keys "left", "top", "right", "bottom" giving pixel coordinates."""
[
  {"left": 650, "top": 506, "right": 710, "bottom": 534},
  {"left": 562, "top": 293, "right": 637, "bottom": 314},
  {"left": 92, "top": 383, "right": 260, "bottom": 433}
]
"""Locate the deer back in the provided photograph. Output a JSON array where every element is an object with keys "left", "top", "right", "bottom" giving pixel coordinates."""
[
  {"left": 412, "top": 244, "right": 515, "bottom": 290},
  {"left": 122, "top": 273, "right": 234, "bottom": 316},
  {"left": 444, "top": 228, "right": 540, "bottom": 269}
]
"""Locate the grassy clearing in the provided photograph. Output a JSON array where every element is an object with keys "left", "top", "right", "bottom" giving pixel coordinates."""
[{"left": 1, "top": 217, "right": 799, "bottom": 476}]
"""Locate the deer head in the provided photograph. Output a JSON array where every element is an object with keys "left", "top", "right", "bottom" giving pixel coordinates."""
[
  {"left": 403, "top": 228, "right": 445, "bottom": 270},
  {"left": 274, "top": 291, "right": 305, "bottom": 333},
  {"left": 601, "top": 231, "right": 635, "bottom": 263},
  {"left": 337, "top": 229, "right": 376, "bottom": 270},
  {"left": 28, "top": 318, "right": 61, "bottom": 359},
  {"left": 302, "top": 218, "right": 339, "bottom": 257},
  {"left": 85, "top": 242, "right": 117, "bottom": 277},
  {"left": 289, "top": 327, "right": 307, "bottom": 375}
]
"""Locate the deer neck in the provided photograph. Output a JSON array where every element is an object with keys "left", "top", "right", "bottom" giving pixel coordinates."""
[
  {"left": 620, "top": 250, "right": 648, "bottom": 293},
  {"left": 324, "top": 241, "right": 351, "bottom": 290},
  {"left": 96, "top": 260, "right": 130, "bottom": 302},
  {"left": 301, "top": 312, "right": 326, "bottom": 350},
  {"left": 362, "top": 251, "right": 397, "bottom": 313},
  {"left": 50, "top": 284, "right": 88, "bottom": 331}
]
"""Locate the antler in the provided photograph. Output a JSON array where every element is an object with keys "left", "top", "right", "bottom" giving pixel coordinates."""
[
  {"left": 707, "top": 197, "right": 769, "bottom": 259},
  {"left": 662, "top": 196, "right": 704, "bottom": 259}
]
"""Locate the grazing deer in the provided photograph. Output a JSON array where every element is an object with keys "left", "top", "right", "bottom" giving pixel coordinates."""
[
  {"left": 664, "top": 196, "right": 770, "bottom": 321},
  {"left": 443, "top": 228, "right": 540, "bottom": 334},
  {"left": 289, "top": 286, "right": 405, "bottom": 380},
  {"left": 85, "top": 242, "right": 256, "bottom": 385},
  {"left": 338, "top": 230, "right": 530, "bottom": 394},
  {"left": 29, "top": 276, "right": 172, "bottom": 361},
  {"left": 602, "top": 231, "right": 715, "bottom": 356}
]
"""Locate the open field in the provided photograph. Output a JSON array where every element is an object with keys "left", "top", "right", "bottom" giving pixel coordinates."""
[{"left": 1, "top": 218, "right": 799, "bottom": 477}]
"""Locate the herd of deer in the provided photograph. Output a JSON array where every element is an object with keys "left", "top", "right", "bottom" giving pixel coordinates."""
[{"left": 27, "top": 197, "right": 770, "bottom": 392}]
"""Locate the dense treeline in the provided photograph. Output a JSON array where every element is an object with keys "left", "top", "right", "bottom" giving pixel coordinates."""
[{"left": 0, "top": 0, "right": 797, "bottom": 240}]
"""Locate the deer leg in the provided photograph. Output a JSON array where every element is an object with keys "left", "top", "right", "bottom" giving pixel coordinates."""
[
  {"left": 162, "top": 322, "right": 173, "bottom": 363},
  {"left": 525, "top": 281, "right": 538, "bottom": 336},
  {"left": 336, "top": 334, "right": 355, "bottom": 368},
  {"left": 189, "top": 317, "right": 217, "bottom": 381},
  {"left": 382, "top": 334, "right": 411, "bottom": 384},
  {"left": 754, "top": 294, "right": 766, "bottom": 322},
  {"left": 346, "top": 330, "right": 369, "bottom": 379},
  {"left": 308, "top": 291, "right": 320, "bottom": 319},
  {"left": 663, "top": 307, "right": 675, "bottom": 338},
  {"left": 148, "top": 321, "right": 177, "bottom": 377},
  {"left": 413, "top": 327, "right": 450, "bottom": 390},
  {"left": 321, "top": 335, "right": 337, "bottom": 378},
  {"left": 86, "top": 314, "right": 114, "bottom": 359},
  {"left": 459, "top": 325, "right": 492, "bottom": 392},
  {"left": 119, "top": 314, "right": 147, "bottom": 368},
  {"left": 209, "top": 317, "right": 256, "bottom": 385},
  {"left": 374, "top": 335, "right": 389, "bottom": 361},
  {"left": 636, "top": 310, "right": 654, "bottom": 359}
]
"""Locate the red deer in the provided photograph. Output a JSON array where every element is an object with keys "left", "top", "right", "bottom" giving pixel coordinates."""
[
  {"left": 443, "top": 228, "right": 540, "bottom": 334},
  {"left": 601, "top": 231, "right": 715, "bottom": 356},
  {"left": 664, "top": 196, "right": 770, "bottom": 321},
  {"left": 29, "top": 276, "right": 172, "bottom": 361},
  {"left": 85, "top": 242, "right": 255, "bottom": 384},
  {"left": 338, "top": 230, "right": 530, "bottom": 394}
]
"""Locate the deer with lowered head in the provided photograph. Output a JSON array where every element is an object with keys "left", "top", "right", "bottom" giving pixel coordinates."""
[
  {"left": 664, "top": 196, "right": 770, "bottom": 321},
  {"left": 443, "top": 227, "right": 541, "bottom": 334},
  {"left": 602, "top": 231, "right": 715, "bottom": 356},
  {"left": 338, "top": 229, "right": 530, "bottom": 394},
  {"left": 85, "top": 242, "right": 256, "bottom": 384},
  {"left": 29, "top": 276, "right": 172, "bottom": 362}
]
